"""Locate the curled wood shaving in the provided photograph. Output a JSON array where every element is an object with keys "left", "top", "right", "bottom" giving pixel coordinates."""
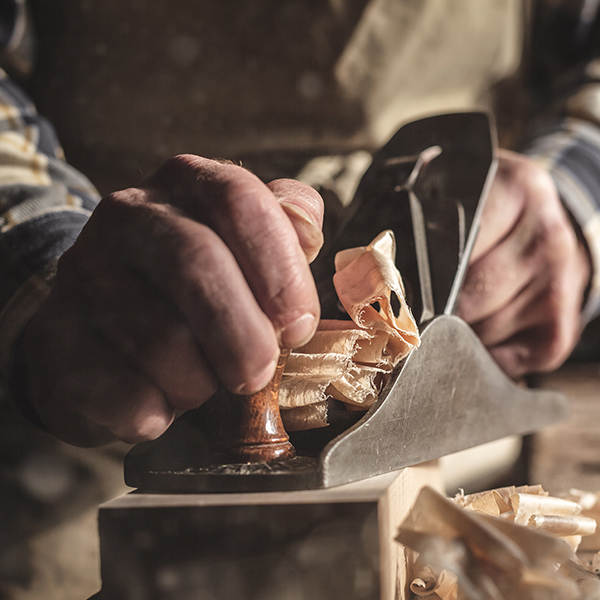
[
  {"left": 401, "top": 486, "right": 600, "bottom": 600},
  {"left": 280, "top": 230, "right": 420, "bottom": 430}
]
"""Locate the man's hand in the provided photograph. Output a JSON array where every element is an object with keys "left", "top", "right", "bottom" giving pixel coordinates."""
[
  {"left": 457, "top": 149, "right": 591, "bottom": 378},
  {"left": 24, "top": 155, "right": 324, "bottom": 446}
]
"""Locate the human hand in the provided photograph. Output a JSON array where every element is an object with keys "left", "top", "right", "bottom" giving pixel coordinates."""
[
  {"left": 23, "top": 155, "right": 324, "bottom": 446},
  {"left": 457, "top": 149, "right": 591, "bottom": 378}
]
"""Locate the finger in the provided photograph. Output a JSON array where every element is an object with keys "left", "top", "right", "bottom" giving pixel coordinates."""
[
  {"left": 458, "top": 227, "right": 537, "bottom": 324},
  {"left": 25, "top": 307, "right": 174, "bottom": 445},
  {"left": 489, "top": 315, "right": 581, "bottom": 377},
  {"left": 65, "top": 207, "right": 280, "bottom": 395},
  {"left": 469, "top": 275, "right": 569, "bottom": 349},
  {"left": 487, "top": 329, "right": 547, "bottom": 379},
  {"left": 267, "top": 178, "right": 324, "bottom": 263},
  {"left": 68, "top": 354, "right": 174, "bottom": 445},
  {"left": 471, "top": 258, "right": 585, "bottom": 376},
  {"left": 459, "top": 176, "right": 575, "bottom": 325},
  {"left": 65, "top": 262, "right": 218, "bottom": 411},
  {"left": 143, "top": 155, "right": 320, "bottom": 346},
  {"left": 470, "top": 150, "right": 554, "bottom": 262}
]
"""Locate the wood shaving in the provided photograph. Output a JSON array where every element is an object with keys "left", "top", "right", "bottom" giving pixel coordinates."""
[
  {"left": 280, "top": 230, "right": 420, "bottom": 430},
  {"left": 401, "top": 486, "right": 600, "bottom": 600}
]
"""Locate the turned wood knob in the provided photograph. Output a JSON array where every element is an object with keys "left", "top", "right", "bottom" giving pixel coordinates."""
[{"left": 218, "top": 349, "right": 295, "bottom": 463}]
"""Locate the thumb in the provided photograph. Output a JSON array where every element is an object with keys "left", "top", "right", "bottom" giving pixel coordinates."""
[{"left": 267, "top": 179, "right": 324, "bottom": 263}]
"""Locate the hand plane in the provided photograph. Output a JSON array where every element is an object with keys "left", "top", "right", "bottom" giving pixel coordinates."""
[{"left": 124, "top": 112, "right": 568, "bottom": 494}]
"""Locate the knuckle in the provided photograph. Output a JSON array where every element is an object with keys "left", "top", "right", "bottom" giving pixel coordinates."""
[
  {"left": 96, "top": 188, "right": 147, "bottom": 216},
  {"left": 117, "top": 420, "right": 166, "bottom": 444},
  {"left": 536, "top": 203, "right": 571, "bottom": 240},
  {"left": 533, "top": 314, "right": 576, "bottom": 372},
  {"left": 156, "top": 154, "right": 205, "bottom": 178},
  {"left": 524, "top": 206, "right": 576, "bottom": 263},
  {"left": 116, "top": 387, "right": 173, "bottom": 443},
  {"left": 502, "top": 153, "right": 553, "bottom": 199},
  {"left": 499, "top": 155, "right": 556, "bottom": 216},
  {"left": 167, "top": 154, "right": 235, "bottom": 186},
  {"left": 166, "top": 153, "right": 203, "bottom": 169},
  {"left": 536, "top": 333, "right": 570, "bottom": 372},
  {"left": 153, "top": 154, "right": 251, "bottom": 195},
  {"left": 268, "top": 265, "right": 318, "bottom": 324},
  {"left": 229, "top": 358, "right": 277, "bottom": 395},
  {"left": 520, "top": 159, "right": 554, "bottom": 194},
  {"left": 85, "top": 188, "right": 154, "bottom": 243},
  {"left": 220, "top": 334, "right": 279, "bottom": 394}
]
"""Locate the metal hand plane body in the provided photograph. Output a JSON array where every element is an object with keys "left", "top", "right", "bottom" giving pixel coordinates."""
[{"left": 125, "top": 113, "right": 568, "bottom": 494}]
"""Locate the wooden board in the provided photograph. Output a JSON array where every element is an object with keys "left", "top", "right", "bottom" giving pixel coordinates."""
[{"left": 90, "top": 462, "right": 442, "bottom": 600}]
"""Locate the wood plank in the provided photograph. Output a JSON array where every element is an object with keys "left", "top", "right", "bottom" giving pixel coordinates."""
[
  {"left": 378, "top": 461, "right": 443, "bottom": 600},
  {"left": 93, "top": 463, "right": 442, "bottom": 599}
]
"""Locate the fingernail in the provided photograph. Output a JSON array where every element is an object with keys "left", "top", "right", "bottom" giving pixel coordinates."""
[
  {"left": 280, "top": 202, "right": 324, "bottom": 263},
  {"left": 280, "top": 201, "right": 314, "bottom": 225},
  {"left": 279, "top": 313, "right": 317, "bottom": 348},
  {"left": 236, "top": 356, "right": 278, "bottom": 395}
]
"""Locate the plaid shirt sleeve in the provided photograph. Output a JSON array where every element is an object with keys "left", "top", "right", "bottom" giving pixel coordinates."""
[
  {"left": 0, "top": 69, "right": 100, "bottom": 381},
  {"left": 524, "top": 115, "right": 600, "bottom": 324}
]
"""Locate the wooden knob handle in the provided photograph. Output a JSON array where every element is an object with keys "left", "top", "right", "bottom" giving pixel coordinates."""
[{"left": 220, "top": 349, "right": 295, "bottom": 463}]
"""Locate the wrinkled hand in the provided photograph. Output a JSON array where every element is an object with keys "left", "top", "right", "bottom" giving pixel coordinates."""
[
  {"left": 457, "top": 149, "right": 591, "bottom": 378},
  {"left": 24, "top": 156, "right": 324, "bottom": 446}
]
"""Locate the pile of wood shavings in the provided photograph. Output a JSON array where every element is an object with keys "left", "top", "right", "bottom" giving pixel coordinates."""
[
  {"left": 279, "top": 230, "right": 420, "bottom": 431},
  {"left": 398, "top": 486, "right": 600, "bottom": 600},
  {"left": 455, "top": 485, "right": 596, "bottom": 553}
]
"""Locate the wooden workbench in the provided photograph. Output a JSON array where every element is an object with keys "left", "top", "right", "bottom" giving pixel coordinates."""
[{"left": 531, "top": 364, "right": 600, "bottom": 495}]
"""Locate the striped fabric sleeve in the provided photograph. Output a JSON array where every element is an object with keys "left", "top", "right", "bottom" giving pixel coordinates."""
[
  {"left": 524, "top": 117, "right": 600, "bottom": 324},
  {"left": 0, "top": 69, "right": 100, "bottom": 381}
]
